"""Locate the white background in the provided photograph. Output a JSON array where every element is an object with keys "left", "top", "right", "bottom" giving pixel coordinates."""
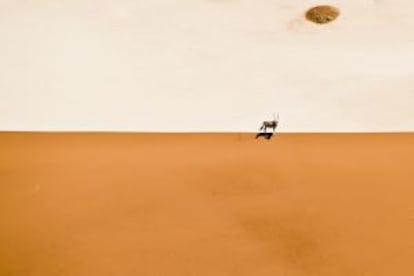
[{"left": 1, "top": 0, "right": 413, "bottom": 132}]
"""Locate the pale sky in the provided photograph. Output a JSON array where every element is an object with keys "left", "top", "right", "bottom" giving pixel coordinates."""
[{"left": 1, "top": 0, "right": 413, "bottom": 132}]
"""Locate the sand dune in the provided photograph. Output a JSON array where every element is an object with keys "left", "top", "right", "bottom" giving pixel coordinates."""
[{"left": 1, "top": 132, "right": 413, "bottom": 275}]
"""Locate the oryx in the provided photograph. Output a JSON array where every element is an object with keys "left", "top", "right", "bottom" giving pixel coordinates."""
[{"left": 259, "top": 113, "right": 279, "bottom": 133}]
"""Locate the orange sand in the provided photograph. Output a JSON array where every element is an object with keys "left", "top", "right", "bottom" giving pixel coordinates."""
[{"left": 1, "top": 133, "right": 414, "bottom": 275}]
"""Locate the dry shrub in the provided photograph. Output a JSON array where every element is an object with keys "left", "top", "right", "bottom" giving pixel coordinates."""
[{"left": 305, "top": 6, "right": 339, "bottom": 24}]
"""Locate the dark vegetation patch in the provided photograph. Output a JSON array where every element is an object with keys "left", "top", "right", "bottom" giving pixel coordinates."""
[{"left": 305, "top": 6, "right": 340, "bottom": 24}]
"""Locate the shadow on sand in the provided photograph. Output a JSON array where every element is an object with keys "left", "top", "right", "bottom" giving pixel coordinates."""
[{"left": 255, "top": 132, "right": 274, "bottom": 140}]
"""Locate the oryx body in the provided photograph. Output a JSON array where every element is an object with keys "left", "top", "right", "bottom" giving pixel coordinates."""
[{"left": 259, "top": 113, "right": 279, "bottom": 133}]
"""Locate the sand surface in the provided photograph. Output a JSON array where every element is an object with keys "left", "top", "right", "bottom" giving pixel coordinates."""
[
  {"left": 1, "top": 0, "right": 414, "bottom": 132},
  {"left": 1, "top": 132, "right": 414, "bottom": 275}
]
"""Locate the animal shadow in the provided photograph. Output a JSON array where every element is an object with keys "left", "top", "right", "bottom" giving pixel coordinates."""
[{"left": 255, "top": 132, "right": 274, "bottom": 140}]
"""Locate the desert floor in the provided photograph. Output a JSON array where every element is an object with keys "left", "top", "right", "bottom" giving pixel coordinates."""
[{"left": 1, "top": 132, "right": 413, "bottom": 275}]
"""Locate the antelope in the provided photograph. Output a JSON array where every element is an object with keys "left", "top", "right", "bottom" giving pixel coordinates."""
[{"left": 259, "top": 113, "right": 279, "bottom": 133}]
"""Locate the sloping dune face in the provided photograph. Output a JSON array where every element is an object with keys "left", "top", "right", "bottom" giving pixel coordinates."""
[{"left": 1, "top": 133, "right": 414, "bottom": 275}]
